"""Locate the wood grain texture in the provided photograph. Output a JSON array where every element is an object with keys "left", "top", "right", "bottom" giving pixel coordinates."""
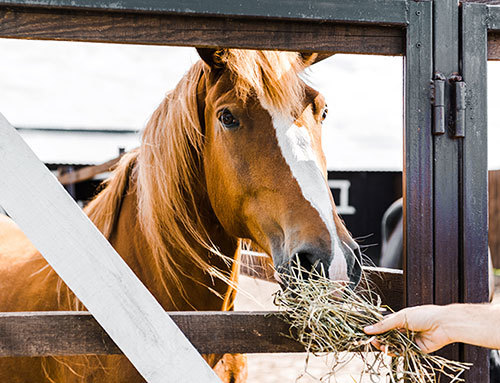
[
  {"left": 0, "top": 311, "right": 304, "bottom": 356},
  {"left": 0, "top": 113, "right": 220, "bottom": 383},
  {"left": 433, "top": 0, "right": 462, "bottom": 372},
  {"left": 461, "top": 5, "right": 490, "bottom": 380},
  {"left": 404, "top": 1, "right": 434, "bottom": 308},
  {"left": 0, "top": 6, "right": 405, "bottom": 55},
  {"left": 360, "top": 267, "right": 404, "bottom": 311},
  {"left": 0, "top": 309, "right": 406, "bottom": 357},
  {"left": 0, "top": 0, "right": 409, "bottom": 25}
]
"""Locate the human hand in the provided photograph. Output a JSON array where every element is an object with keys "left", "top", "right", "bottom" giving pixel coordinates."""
[{"left": 364, "top": 305, "right": 454, "bottom": 353}]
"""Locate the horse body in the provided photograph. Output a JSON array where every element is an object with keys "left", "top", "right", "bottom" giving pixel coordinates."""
[
  {"left": 0, "top": 155, "right": 244, "bottom": 382},
  {"left": 0, "top": 49, "right": 360, "bottom": 382}
]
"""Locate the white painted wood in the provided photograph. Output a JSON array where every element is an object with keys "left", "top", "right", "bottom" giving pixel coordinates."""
[{"left": 0, "top": 113, "right": 221, "bottom": 383}]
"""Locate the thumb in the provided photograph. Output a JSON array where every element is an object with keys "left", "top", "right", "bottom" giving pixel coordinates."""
[{"left": 364, "top": 312, "right": 405, "bottom": 335}]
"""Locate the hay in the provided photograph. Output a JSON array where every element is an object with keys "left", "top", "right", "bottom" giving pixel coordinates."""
[{"left": 273, "top": 265, "right": 471, "bottom": 382}]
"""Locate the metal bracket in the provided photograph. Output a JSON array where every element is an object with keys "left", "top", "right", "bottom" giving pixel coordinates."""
[{"left": 431, "top": 72, "right": 446, "bottom": 135}]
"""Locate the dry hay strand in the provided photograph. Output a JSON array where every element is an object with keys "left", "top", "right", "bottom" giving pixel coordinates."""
[{"left": 273, "top": 265, "right": 471, "bottom": 382}]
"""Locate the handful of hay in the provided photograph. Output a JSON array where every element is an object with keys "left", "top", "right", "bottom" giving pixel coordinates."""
[{"left": 273, "top": 266, "right": 470, "bottom": 382}]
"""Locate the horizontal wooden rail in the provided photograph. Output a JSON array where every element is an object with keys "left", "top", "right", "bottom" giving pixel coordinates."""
[
  {"left": 2, "top": 2, "right": 500, "bottom": 59},
  {"left": 0, "top": 311, "right": 304, "bottom": 356},
  {"left": 0, "top": 306, "right": 398, "bottom": 357},
  {"left": 0, "top": 0, "right": 410, "bottom": 25},
  {"left": 0, "top": 268, "right": 402, "bottom": 357},
  {"left": 0, "top": 6, "right": 405, "bottom": 55}
]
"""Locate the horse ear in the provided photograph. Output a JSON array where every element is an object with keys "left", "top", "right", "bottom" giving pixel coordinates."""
[
  {"left": 301, "top": 53, "right": 336, "bottom": 66},
  {"left": 300, "top": 53, "right": 319, "bottom": 67},
  {"left": 197, "top": 48, "right": 224, "bottom": 69}
]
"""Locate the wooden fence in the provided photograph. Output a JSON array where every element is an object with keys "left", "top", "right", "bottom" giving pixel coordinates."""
[{"left": 0, "top": 266, "right": 403, "bottom": 358}]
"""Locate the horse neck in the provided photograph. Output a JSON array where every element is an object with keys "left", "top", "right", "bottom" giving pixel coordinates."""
[{"left": 107, "top": 171, "right": 238, "bottom": 311}]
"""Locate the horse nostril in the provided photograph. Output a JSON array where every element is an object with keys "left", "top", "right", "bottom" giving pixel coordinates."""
[
  {"left": 295, "top": 252, "right": 314, "bottom": 273},
  {"left": 293, "top": 252, "right": 326, "bottom": 276}
]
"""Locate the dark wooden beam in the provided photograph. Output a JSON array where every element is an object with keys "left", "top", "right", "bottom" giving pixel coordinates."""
[
  {"left": 0, "top": 6, "right": 405, "bottom": 55},
  {"left": 0, "top": 307, "right": 398, "bottom": 357},
  {"left": 0, "top": 0, "right": 409, "bottom": 25},
  {"left": 0, "top": 267, "right": 402, "bottom": 357},
  {"left": 0, "top": 311, "right": 304, "bottom": 356},
  {"left": 361, "top": 267, "right": 404, "bottom": 311}
]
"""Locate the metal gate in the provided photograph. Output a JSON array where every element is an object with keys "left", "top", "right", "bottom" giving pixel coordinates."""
[{"left": 0, "top": 0, "right": 497, "bottom": 382}]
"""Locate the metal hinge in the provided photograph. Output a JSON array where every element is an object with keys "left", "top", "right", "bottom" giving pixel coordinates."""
[
  {"left": 452, "top": 75, "right": 466, "bottom": 138},
  {"left": 431, "top": 73, "right": 446, "bottom": 135},
  {"left": 431, "top": 73, "right": 466, "bottom": 138}
]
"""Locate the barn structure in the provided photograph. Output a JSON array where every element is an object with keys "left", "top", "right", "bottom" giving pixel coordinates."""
[{"left": 0, "top": 0, "right": 498, "bottom": 382}]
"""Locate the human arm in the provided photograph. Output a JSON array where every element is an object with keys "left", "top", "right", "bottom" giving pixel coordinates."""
[{"left": 364, "top": 303, "right": 500, "bottom": 353}]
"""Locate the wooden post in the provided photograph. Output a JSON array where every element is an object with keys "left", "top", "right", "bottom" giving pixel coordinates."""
[{"left": 0, "top": 113, "right": 221, "bottom": 383}]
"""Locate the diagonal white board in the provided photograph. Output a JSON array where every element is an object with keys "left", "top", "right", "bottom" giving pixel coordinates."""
[{"left": 0, "top": 113, "right": 221, "bottom": 383}]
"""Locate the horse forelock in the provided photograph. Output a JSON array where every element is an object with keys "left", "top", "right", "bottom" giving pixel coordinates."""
[{"left": 216, "top": 49, "right": 306, "bottom": 117}]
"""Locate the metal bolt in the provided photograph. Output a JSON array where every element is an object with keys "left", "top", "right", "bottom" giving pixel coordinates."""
[
  {"left": 416, "top": 11, "right": 421, "bottom": 16},
  {"left": 416, "top": 42, "right": 422, "bottom": 48}
]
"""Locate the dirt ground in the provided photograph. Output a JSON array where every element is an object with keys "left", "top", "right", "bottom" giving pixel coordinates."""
[{"left": 234, "top": 276, "right": 386, "bottom": 383}]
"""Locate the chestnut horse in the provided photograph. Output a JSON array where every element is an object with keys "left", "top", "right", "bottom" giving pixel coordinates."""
[{"left": 0, "top": 49, "right": 362, "bottom": 382}]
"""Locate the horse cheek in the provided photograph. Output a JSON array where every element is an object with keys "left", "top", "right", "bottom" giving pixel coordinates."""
[{"left": 204, "top": 149, "right": 244, "bottom": 236}]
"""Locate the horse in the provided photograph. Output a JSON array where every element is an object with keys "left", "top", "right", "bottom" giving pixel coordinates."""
[{"left": 0, "top": 48, "right": 362, "bottom": 382}]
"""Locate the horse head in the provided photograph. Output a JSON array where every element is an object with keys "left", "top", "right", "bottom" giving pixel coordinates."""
[{"left": 196, "top": 48, "right": 362, "bottom": 287}]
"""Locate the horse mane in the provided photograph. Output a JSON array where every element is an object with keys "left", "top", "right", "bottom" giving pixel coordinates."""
[
  {"left": 85, "top": 50, "right": 307, "bottom": 298},
  {"left": 85, "top": 150, "right": 138, "bottom": 238}
]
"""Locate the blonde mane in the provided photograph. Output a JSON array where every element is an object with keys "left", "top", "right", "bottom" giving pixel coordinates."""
[{"left": 86, "top": 49, "right": 307, "bottom": 299}]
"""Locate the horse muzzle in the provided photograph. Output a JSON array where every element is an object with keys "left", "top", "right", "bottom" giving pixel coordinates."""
[{"left": 273, "top": 243, "right": 362, "bottom": 289}]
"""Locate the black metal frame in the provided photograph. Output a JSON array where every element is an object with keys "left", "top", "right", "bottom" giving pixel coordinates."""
[{"left": 0, "top": 0, "right": 493, "bottom": 381}]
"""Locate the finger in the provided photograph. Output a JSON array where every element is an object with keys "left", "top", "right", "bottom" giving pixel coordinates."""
[
  {"left": 364, "top": 312, "right": 405, "bottom": 334},
  {"left": 370, "top": 338, "right": 383, "bottom": 350},
  {"left": 414, "top": 337, "right": 431, "bottom": 354},
  {"left": 370, "top": 340, "right": 397, "bottom": 357}
]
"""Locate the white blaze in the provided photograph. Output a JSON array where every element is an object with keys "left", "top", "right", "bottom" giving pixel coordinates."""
[{"left": 262, "top": 108, "right": 348, "bottom": 280}]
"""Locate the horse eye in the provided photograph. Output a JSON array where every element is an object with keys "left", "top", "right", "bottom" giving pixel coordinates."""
[
  {"left": 218, "top": 108, "right": 240, "bottom": 129},
  {"left": 321, "top": 106, "right": 328, "bottom": 122}
]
